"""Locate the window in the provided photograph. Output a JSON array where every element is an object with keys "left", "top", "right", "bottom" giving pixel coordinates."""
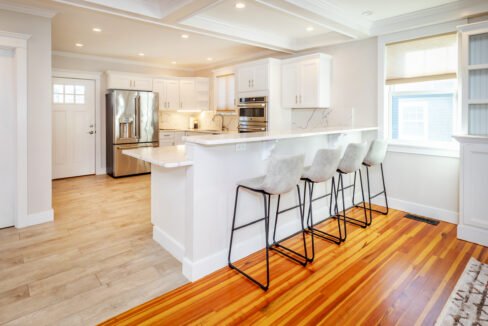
[
  {"left": 390, "top": 79, "right": 456, "bottom": 144},
  {"left": 385, "top": 33, "right": 458, "bottom": 147},
  {"left": 215, "top": 74, "right": 235, "bottom": 110},
  {"left": 53, "top": 84, "right": 85, "bottom": 104}
]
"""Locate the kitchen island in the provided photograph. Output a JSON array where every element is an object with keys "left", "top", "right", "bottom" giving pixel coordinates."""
[{"left": 124, "top": 126, "right": 377, "bottom": 281}]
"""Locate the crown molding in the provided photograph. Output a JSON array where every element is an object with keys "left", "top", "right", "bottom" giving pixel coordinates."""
[
  {"left": 52, "top": 51, "right": 195, "bottom": 72},
  {"left": 0, "top": 0, "right": 57, "bottom": 18}
]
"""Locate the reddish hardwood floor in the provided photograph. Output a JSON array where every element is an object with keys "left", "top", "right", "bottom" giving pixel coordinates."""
[{"left": 101, "top": 206, "right": 488, "bottom": 325}]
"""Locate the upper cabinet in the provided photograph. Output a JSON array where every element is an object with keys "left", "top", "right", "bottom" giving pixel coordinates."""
[
  {"left": 237, "top": 62, "right": 268, "bottom": 93},
  {"left": 153, "top": 77, "right": 209, "bottom": 111},
  {"left": 459, "top": 21, "right": 488, "bottom": 136},
  {"left": 281, "top": 53, "right": 331, "bottom": 109},
  {"left": 106, "top": 72, "right": 153, "bottom": 91},
  {"left": 153, "top": 79, "right": 180, "bottom": 110}
]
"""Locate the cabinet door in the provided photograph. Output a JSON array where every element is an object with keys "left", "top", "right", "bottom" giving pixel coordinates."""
[
  {"left": 174, "top": 131, "right": 185, "bottom": 145},
  {"left": 252, "top": 64, "right": 268, "bottom": 91},
  {"left": 107, "top": 75, "right": 133, "bottom": 90},
  {"left": 299, "top": 60, "right": 319, "bottom": 108},
  {"left": 152, "top": 79, "right": 167, "bottom": 110},
  {"left": 179, "top": 79, "right": 196, "bottom": 109},
  {"left": 282, "top": 62, "right": 299, "bottom": 108},
  {"left": 133, "top": 77, "right": 153, "bottom": 91},
  {"left": 237, "top": 67, "right": 253, "bottom": 92},
  {"left": 165, "top": 80, "right": 180, "bottom": 110}
]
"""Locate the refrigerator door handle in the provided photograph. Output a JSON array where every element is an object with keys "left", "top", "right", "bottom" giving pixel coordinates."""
[{"left": 135, "top": 95, "right": 141, "bottom": 139}]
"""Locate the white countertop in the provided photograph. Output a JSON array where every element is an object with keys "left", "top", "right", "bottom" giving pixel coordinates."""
[
  {"left": 160, "top": 128, "right": 238, "bottom": 135},
  {"left": 184, "top": 126, "right": 378, "bottom": 146},
  {"left": 123, "top": 146, "right": 193, "bottom": 168}
]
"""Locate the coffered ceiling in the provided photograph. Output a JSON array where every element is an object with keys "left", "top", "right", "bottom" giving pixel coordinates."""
[{"left": 3, "top": 0, "right": 488, "bottom": 70}]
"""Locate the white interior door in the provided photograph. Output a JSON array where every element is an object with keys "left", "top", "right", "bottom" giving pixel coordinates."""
[
  {"left": 52, "top": 78, "right": 96, "bottom": 179},
  {"left": 0, "top": 49, "right": 15, "bottom": 228}
]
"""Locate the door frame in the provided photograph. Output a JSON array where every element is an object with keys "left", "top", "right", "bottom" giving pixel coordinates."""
[
  {"left": 52, "top": 69, "right": 104, "bottom": 175},
  {"left": 0, "top": 31, "right": 29, "bottom": 228}
]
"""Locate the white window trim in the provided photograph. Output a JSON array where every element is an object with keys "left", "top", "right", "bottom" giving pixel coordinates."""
[{"left": 377, "top": 19, "right": 467, "bottom": 158}]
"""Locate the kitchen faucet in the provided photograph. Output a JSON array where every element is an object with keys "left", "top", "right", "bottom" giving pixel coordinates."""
[{"left": 212, "top": 113, "right": 226, "bottom": 131}]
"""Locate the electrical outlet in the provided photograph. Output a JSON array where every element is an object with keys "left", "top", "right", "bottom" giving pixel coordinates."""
[{"left": 236, "top": 143, "right": 247, "bottom": 152}]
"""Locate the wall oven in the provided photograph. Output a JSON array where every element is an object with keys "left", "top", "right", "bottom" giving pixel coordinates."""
[{"left": 238, "top": 96, "right": 268, "bottom": 133}]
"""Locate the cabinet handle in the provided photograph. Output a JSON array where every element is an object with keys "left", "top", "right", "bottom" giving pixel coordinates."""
[
  {"left": 299, "top": 95, "right": 302, "bottom": 104},
  {"left": 295, "top": 95, "right": 298, "bottom": 104},
  {"left": 248, "top": 80, "right": 251, "bottom": 88},
  {"left": 252, "top": 80, "right": 254, "bottom": 87}
]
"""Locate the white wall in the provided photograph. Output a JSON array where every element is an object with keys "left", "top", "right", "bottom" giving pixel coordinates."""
[
  {"left": 0, "top": 49, "right": 15, "bottom": 227},
  {"left": 0, "top": 10, "right": 53, "bottom": 221}
]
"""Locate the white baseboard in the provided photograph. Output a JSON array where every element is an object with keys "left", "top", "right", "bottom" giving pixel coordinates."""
[
  {"left": 96, "top": 167, "right": 106, "bottom": 175},
  {"left": 16, "top": 209, "right": 54, "bottom": 228},
  {"left": 457, "top": 225, "right": 488, "bottom": 247},
  {"left": 373, "top": 197, "right": 458, "bottom": 224},
  {"left": 153, "top": 225, "right": 185, "bottom": 262},
  {"left": 182, "top": 206, "right": 330, "bottom": 282}
]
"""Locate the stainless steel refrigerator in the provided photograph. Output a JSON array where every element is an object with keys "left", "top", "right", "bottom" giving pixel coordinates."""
[{"left": 106, "top": 90, "right": 159, "bottom": 177}]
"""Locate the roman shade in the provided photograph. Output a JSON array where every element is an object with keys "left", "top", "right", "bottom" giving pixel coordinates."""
[{"left": 386, "top": 33, "right": 457, "bottom": 85}]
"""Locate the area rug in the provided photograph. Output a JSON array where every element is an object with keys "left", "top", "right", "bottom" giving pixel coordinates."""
[{"left": 436, "top": 257, "right": 488, "bottom": 325}]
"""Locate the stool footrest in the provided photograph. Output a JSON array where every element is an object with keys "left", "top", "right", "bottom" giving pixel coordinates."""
[
  {"left": 305, "top": 227, "right": 342, "bottom": 245},
  {"left": 270, "top": 243, "right": 308, "bottom": 266},
  {"left": 233, "top": 217, "right": 266, "bottom": 231}
]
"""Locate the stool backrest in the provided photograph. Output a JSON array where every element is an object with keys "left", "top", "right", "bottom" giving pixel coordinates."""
[
  {"left": 363, "top": 140, "right": 388, "bottom": 166},
  {"left": 337, "top": 142, "right": 368, "bottom": 174},
  {"left": 263, "top": 154, "right": 304, "bottom": 195},
  {"left": 306, "top": 148, "right": 342, "bottom": 183}
]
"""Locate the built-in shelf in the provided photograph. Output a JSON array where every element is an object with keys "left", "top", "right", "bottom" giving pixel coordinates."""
[
  {"left": 468, "top": 64, "right": 488, "bottom": 70},
  {"left": 467, "top": 99, "right": 488, "bottom": 104}
]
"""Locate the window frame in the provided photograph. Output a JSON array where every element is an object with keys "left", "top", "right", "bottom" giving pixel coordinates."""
[{"left": 378, "top": 21, "right": 464, "bottom": 158}]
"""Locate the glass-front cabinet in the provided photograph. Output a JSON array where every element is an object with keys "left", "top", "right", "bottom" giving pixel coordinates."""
[{"left": 459, "top": 21, "right": 488, "bottom": 135}]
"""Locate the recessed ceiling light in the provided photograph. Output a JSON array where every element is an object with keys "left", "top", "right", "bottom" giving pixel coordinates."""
[
  {"left": 235, "top": 1, "right": 245, "bottom": 9},
  {"left": 306, "top": 26, "right": 314, "bottom": 32},
  {"left": 171, "top": 61, "right": 177, "bottom": 64},
  {"left": 362, "top": 10, "right": 373, "bottom": 16},
  {"left": 92, "top": 27, "right": 102, "bottom": 32},
  {"left": 181, "top": 34, "right": 189, "bottom": 39},
  {"left": 138, "top": 53, "right": 145, "bottom": 56},
  {"left": 207, "top": 57, "right": 213, "bottom": 61},
  {"left": 75, "top": 43, "right": 84, "bottom": 47}
]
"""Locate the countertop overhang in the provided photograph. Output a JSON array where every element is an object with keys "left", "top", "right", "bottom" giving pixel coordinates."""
[
  {"left": 123, "top": 146, "right": 193, "bottom": 168},
  {"left": 183, "top": 126, "right": 378, "bottom": 146}
]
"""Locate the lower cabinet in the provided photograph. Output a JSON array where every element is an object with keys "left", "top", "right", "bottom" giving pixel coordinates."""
[{"left": 455, "top": 135, "right": 488, "bottom": 246}]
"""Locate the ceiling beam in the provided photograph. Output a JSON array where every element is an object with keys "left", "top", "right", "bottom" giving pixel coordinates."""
[
  {"left": 161, "top": 0, "right": 224, "bottom": 24},
  {"left": 256, "top": 0, "right": 371, "bottom": 39}
]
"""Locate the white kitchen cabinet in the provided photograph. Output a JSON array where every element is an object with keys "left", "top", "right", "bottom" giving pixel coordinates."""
[
  {"left": 159, "top": 131, "right": 175, "bottom": 147},
  {"left": 281, "top": 53, "right": 331, "bottom": 108},
  {"left": 179, "top": 79, "right": 197, "bottom": 110},
  {"left": 454, "top": 135, "right": 488, "bottom": 246},
  {"left": 174, "top": 131, "right": 185, "bottom": 145},
  {"left": 106, "top": 72, "right": 153, "bottom": 91},
  {"left": 237, "top": 63, "right": 268, "bottom": 93},
  {"left": 153, "top": 79, "right": 180, "bottom": 110}
]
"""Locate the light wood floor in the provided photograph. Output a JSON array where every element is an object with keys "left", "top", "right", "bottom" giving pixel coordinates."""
[
  {"left": 0, "top": 174, "right": 187, "bottom": 325},
  {"left": 102, "top": 205, "right": 488, "bottom": 325}
]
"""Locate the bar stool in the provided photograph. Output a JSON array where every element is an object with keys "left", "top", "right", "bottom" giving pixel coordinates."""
[
  {"left": 228, "top": 154, "right": 306, "bottom": 291},
  {"left": 352, "top": 140, "right": 389, "bottom": 223},
  {"left": 336, "top": 143, "right": 369, "bottom": 229},
  {"left": 301, "top": 148, "right": 343, "bottom": 262}
]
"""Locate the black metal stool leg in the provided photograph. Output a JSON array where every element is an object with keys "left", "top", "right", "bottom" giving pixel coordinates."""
[
  {"left": 337, "top": 171, "right": 369, "bottom": 229},
  {"left": 358, "top": 169, "right": 370, "bottom": 226},
  {"left": 228, "top": 188, "right": 271, "bottom": 291},
  {"left": 305, "top": 178, "right": 344, "bottom": 245},
  {"left": 271, "top": 186, "right": 308, "bottom": 266},
  {"left": 354, "top": 163, "right": 389, "bottom": 216}
]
